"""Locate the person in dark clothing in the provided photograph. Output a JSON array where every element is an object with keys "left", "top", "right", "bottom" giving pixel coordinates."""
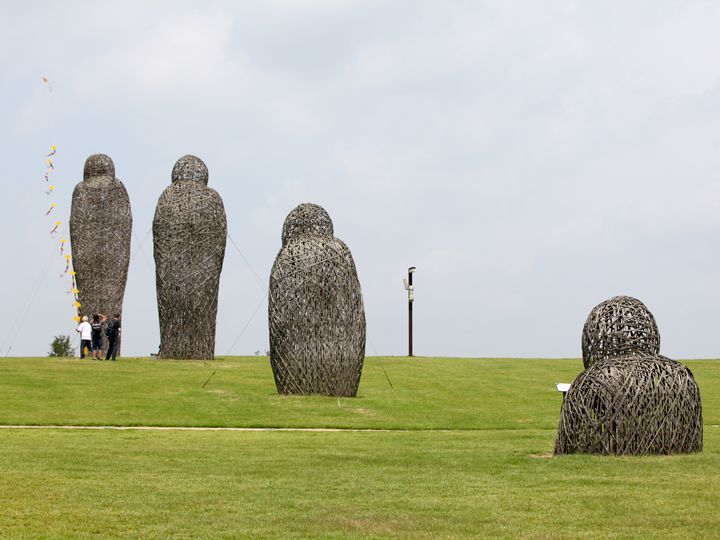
[
  {"left": 91, "top": 314, "right": 106, "bottom": 360},
  {"left": 105, "top": 313, "right": 121, "bottom": 361}
]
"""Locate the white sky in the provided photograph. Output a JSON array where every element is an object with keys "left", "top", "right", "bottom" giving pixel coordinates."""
[{"left": 2, "top": 1, "right": 720, "bottom": 358}]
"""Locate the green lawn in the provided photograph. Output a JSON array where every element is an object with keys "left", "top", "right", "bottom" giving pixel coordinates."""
[{"left": 0, "top": 356, "right": 718, "bottom": 538}]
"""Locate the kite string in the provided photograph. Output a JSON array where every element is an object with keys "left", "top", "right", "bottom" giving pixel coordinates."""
[
  {"left": 130, "top": 228, "right": 154, "bottom": 271},
  {"left": 224, "top": 293, "right": 268, "bottom": 356},
  {"left": 1, "top": 232, "right": 64, "bottom": 356},
  {"left": 220, "top": 233, "right": 269, "bottom": 356},
  {"left": 227, "top": 232, "right": 266, "bottom": 292},
  {"left": 367, "top": 336, "right": 393, "bottom": 389}
]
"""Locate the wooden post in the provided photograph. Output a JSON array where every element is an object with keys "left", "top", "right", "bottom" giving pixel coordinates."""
[{"left": 407, "top": 267, "right": 415, "bottom": 357}]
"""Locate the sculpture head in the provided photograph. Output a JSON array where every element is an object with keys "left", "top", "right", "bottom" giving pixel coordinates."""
[
  {"left": 281, "top": 203, "right": 334, "bottom": 245},
  {"left": 581, "top": 295, "right": 660, "bottom": 368},
  {"left": 172, "top": 155, "right": 208, "bottom": 185},
  {"left": 83, "top": 154, "right": 115, "bottom": 180}
]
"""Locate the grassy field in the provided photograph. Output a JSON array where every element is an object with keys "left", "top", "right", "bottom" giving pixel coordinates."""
[{"left": 0, "top": 356, "right": 719, "bottom": 538}]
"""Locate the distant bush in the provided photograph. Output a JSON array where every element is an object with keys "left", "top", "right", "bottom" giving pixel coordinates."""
[{"left": 48, "top": 335, "right": 75, "bottom": 357}]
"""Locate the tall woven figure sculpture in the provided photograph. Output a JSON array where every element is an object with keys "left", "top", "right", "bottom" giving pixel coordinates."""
[
  {"left": 70, "top": 154, "right": 132, "bottom": 355},
  {"left": 269, "top": 203, "right": 366, "bottom": 396},
  {"left": 555, "top": 296, "right": 702, "bottom": 455},
  {"left": 581, "top": 295, "right": 659, "bottom": 368},
  {"left": 153, "top": 155, "right": 227, "bottom": 360}
]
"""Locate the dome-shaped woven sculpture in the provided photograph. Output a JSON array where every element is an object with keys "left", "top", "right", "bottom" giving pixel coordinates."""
[
  {"left": 581, "top": 295, "right": 660, "bottom": 368},
  {"left": 70, "top": 154, "right": 132, "bottom": 355},
  {"left": 555, "top": 356, "right": 702, "bottom": 455},
  {"left": 269, "top": 203, "right": 366, "bottom": 396},
  {"left": 153, "top": 155, "right": 227, "bottom": 360}
]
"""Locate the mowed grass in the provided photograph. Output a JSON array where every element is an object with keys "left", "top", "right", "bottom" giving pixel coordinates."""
[
  {"left": 1, "top": 428, "right": 719, "bottom": 538},
  {"left": 2, "top": 356, "right": 719, "bottom": 429},
  {"left": 0, "top": 356, "right": 719, "bottom": 538}
]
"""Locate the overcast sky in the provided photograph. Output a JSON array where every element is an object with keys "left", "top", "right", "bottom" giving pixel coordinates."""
[{"left": 2, "top": 1, "right": 720, "bottom": 358}]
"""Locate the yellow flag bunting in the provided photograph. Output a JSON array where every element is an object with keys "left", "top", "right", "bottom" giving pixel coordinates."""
[{"left": 41, "top": 139, "right": 81, "bottom": 321}]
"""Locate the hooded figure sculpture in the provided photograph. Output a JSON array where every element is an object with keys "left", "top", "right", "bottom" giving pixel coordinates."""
[
  {"left": 153, "top": 155, "right": 227, "bottom": 360},
  {"left": 555, "top": 295, "right": 702, "bottom": 455},
  {"left": 70, "top": 154, "right": 132, "bottom": 355},
  {"left": 269, "top": 203, "right": 366, "bottom": 396}
]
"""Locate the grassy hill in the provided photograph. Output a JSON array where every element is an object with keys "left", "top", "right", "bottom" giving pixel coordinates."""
[{"left": 0, "top": 356, "right": 718, "bottom": 537}]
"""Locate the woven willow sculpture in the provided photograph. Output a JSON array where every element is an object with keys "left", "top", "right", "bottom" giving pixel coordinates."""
[
  {"left": 555, "top": 356, "right": 703, "bottom": 455},
  {"left": 581, "top": 295, "right": 660, "bottom": 368},
  {"left": 269, "top": 203, "right": 366, "bottom": 396},
  {"left": 69, "top": 154, "right": 132, "bottom": 354},
  {"left": 153, "top": 155, "right": 227, "bottom": 360},
  {"left": 555, "top": 296, "right": 703, "bottom": 455}
]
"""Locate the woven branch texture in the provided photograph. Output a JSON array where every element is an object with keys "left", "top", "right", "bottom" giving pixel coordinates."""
[
  {"left": 555, "top": 356, "right": 703, "bottom": 455},
  {"left": 269, "top": 203, "right": 366, "bottom": 396},
  {"left": 70, "top": 154, "right": 132, "bottom": 354},
  {"left": 581, "top": 295, "right": 660, "bottom": 368},
  {"left": 153, "top": 155, "right": 227, "bottom": 360}
]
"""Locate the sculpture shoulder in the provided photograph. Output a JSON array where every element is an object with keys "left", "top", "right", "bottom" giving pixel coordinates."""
[
  {"left": 154, "top": 183, "right": 226, "bottom": 229},
  {"left": 331, "top": 237, "right": 359, "bottom": 275},
  {"left": 72, "top": 178, "right": 129, "bottom": 199},
  {"left": 203, "top": 187, "right": 226, "bottom": 214},
  {"left": 334, "top": 237, "right": 353, "bottom": 256},
  {"left": 204, "top": 188, "right": 227, "bottom": 231},
  {"left": 280, "top": 235, "right": 351, "bottom": 255},
  {"left": 324, "top": 236, "right": 354, "bottom": 263},
  {"left": 111, "top": 177, "right": 130, "bottom": 198},
  {"left": 156, "top": 182, "right": 222, "bottom": 202},
  {"left": 71, "top": 182, "right": 84, "bottom": 201},
  {"left": 205, "top": 185, "right": 223, "bottom": 201},
  {"left": 153, "top": 184, "right": 177, "bottom": 222},
  {"left": 71, "top": 179, "right": 131, "bottom": 220},
  {"left": 155, "top": 183, "right": 177, "bottom": 205},
  {"left": 271, "top": 235, "right": 353, "bottom": 279}
]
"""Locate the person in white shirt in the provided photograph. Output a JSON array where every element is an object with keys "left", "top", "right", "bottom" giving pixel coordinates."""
[{"left": 76, "top": 315, "right": 92, "bottom": 359}]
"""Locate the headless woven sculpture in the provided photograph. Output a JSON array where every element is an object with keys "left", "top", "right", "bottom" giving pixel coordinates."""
[
  {"left": 269, "top": 203, "right": 366, "bottom": 396},
  {"left": 581, "top": 295, "right": 659, "bottom": 368},
  {"left": 153, "top": 155, "right": 227, "bottom": 360},
  {"left": 555, "top": 296, "right": 702, "bottom": 455},
  {"left": 70, "top": 154, "right": 132, "bottom": 354}
]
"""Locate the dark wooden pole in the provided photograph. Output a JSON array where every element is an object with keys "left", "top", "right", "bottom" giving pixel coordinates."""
[{"left": 408, "top": 267, "right": 415, "bottom": 357}]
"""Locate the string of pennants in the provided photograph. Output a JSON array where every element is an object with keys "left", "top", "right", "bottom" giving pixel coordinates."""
[{"left": 42, "top": 76, "right": 82, "bottom": 323}]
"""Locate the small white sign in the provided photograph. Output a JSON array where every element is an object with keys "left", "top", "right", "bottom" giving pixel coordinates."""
[{"left": 556, "top": 383, "right": 571, "bottom": 393}]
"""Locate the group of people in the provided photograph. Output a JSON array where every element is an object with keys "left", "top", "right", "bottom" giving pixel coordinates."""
[{"left": 75, "top": 313, "right": 122, "bottom": 361}]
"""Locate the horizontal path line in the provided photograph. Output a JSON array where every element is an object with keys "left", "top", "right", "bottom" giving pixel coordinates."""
[
  {"left": 1, "top": 425, "right": 717, "bottom": 432},
  {"left": 0, "top": 425, "right": 544, "bottom": 433}
]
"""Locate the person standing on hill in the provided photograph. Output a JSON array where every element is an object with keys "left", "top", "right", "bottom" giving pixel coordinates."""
[
  {"left": 105, "top": 313, "right": 121, "bottom": 361},
  {"left": 76, "top": 315, "right": 92, "bottom": 359},
  {"left": 91, "top": 314, "right": 106, "bottom": 360}
]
